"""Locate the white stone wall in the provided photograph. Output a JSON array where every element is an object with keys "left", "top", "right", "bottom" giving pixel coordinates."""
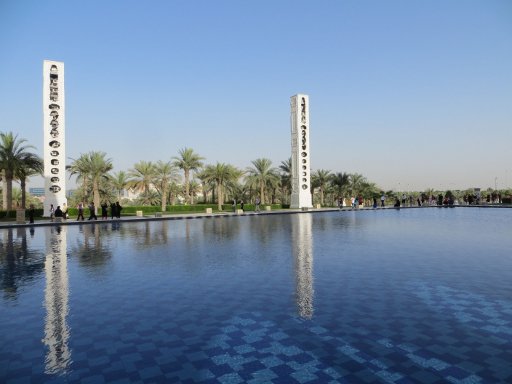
[
  {"left": 43, "top": 60, "right": 67, "bottom": 216},
  {"left": 290, "top": 94, "right": 312, "bottom": 209}
]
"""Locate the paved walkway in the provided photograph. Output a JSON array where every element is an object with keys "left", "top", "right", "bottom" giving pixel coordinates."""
[{"left": 0, "top": 204, "right": 509, "bottom": 230}]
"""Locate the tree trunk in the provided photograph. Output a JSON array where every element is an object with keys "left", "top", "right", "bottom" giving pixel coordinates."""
[
  {"left": 93, "top": 179, "right": 100, "bottom": 215},
  {"left": 2, "top": 175, "right": 7, "bottom": 210},
  {"left": 161, "top": 184, "right": 168, "bottom": 211},
  {"left": 184, "top": 169, "right": 190, "bottom": 204},
  {"left": 5, "top": 170, "right": 13, "bottom": 213},
  {"left": 20, "top": 177, "right": 27, "bottom": 209},
  {"left": 217, "top": 184, "right": 223, "bottom": 211},
  {"left": 260, "top": 182, "right": 265, "bottom": 205}
]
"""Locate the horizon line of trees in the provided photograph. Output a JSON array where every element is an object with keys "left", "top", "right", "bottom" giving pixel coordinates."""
[{"left": 2, "top": 130, "right": 511, "bottom": 213}]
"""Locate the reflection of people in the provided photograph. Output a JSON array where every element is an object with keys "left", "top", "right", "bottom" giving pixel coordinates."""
[{"left": 28, "top": 204, "right": 35, "bottom": 224}]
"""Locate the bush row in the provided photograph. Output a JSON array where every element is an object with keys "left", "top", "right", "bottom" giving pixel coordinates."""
[{"left": 0, "top": 203, "right": 286, "bottom": 220}]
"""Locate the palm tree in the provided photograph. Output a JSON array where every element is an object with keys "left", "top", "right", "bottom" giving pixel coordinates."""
[
  {"left": 135, "top": 190, "right": 160, "bottom": 206},
  {"left": 68, "top": 151, "right": 113, "bottom": 211},
  {"left": 245, "top": 158, "right": 279, "bottom": 205},
  {"left": 0, "top": 132, "right": 38, "bottom": 212},
  {"left": 188, "top": 180, "right": 201, "bottom": 204},
  {"left": 311, "top": 169, "right": 332, "bottom": 206},
  {"left": 153, "top": 160, "right": 179, "bottom": 211},
  {"left": 128, "top": 161, "right": 156, "bottom": 197},
  {"left": 348, "top": 173, "right": 366, "bottom": 196},
  {"left": 67, "top": 153, "right": 92, "bottom": 201},
  {"left": 330, "top": 172, "right": 350, "bottom": 198},
  {"left": 15, "top": 153, "right": 43, "bottom": 209},
  {"left": 201, "top": 163, "right": 241, "bottom": 210},
  {"left": 279, "top": 158, "right": 292, "bottom": 204},
  {"left": 110, "top": 171, "right": 129, "bottom": 201},
  {"left": 172, "top": 148, "right": 204, "bottom": 204}
]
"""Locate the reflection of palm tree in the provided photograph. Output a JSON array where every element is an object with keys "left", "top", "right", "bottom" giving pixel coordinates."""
[
  {"left": 246, "top": 158, "right": 279, "bottom": 205},
  {"left": 172, "top": 148, "right": 204, "bottom": 204},
  {"left": 0, "top": 228, "right": 45, "bottom": 300},
  {"left": 0, "top": 132, "right": 39, "bottom": 212},
  {"left": 73, "top": 225, "right": 112, "bottom": 267}
]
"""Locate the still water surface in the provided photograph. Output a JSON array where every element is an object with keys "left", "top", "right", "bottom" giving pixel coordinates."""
[{"left": 1, "top": 208, "right": 511, "bottom": 383}]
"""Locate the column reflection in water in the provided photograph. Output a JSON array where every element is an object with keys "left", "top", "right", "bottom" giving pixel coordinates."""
[
  {"left": 43, "top": 226, "right": 71, "bottom": 374},
  {"left": 291, "top": 213, "right": 314, "bottom": 319}
]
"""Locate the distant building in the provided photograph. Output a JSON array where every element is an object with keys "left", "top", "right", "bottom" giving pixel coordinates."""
[{"left": 29, "top": 187, "right": 45, "bottom": 197}]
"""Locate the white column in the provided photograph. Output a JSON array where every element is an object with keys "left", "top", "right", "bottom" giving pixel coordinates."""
[
  {"left": 43, "top": 60, "right": 67, "bottom": 217},
  {"left": 290, "top": 94, "right": 313, "bottom": 209}
]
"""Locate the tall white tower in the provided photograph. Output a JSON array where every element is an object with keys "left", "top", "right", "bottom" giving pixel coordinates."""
[
  {"left": 43, "top": 60, "right": 66, "bottom": 216},
  {"left": 290, "top": 94, "right": 313, "bottom": 209}
]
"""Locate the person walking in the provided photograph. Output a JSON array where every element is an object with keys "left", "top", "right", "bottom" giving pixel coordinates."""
[
  {"left": 28, "top": 204, "right": 35, "bottom": 224},
  {"left": 115, "top": 202, "right": 122, "bottom": 219},
  {"left": 77, "top": 202, "right": 85, "bottom": 221},
  {"left": 110, "top": 202, "right": 117, "bottom": 219},
  {"left": 88, "top": 202, "right": 97, "bottom": 220},
  {"left": 255, "top": 197, "right": 261, "bottom": 212},
  {"left": 101, "top": 202, "right": 108, "bottom": 220},
  {"left": 55, "top": 206, "right": 63, "bottom": 218},
  {"left": 240, "top": 200, "right": 244, "bottom": 212},
  {"left": 380, "top": 193, "right": 385, "bottom": 207},
  {"left": 49, "top": 204, "right": 55, "bottom": 222}
]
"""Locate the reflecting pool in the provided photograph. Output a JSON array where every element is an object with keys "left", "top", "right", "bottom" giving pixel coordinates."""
[{"left": 1, "top": 208, "right": 511, "bottom": 383}]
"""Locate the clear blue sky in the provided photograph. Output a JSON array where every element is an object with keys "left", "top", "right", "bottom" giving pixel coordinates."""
[{"left": 1, "top": 0, "right": 511, "bottom": 191}]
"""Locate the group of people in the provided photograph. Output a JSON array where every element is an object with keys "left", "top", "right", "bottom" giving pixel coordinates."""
[
  {"left": 231, "top": 197, "right": 262, "bottom": 212},
  {"left": 76, "top": 201, "right": 123, "bottom": 221},
  {"left": 48, "top": 203, "right": 67, "bottom": 221}
]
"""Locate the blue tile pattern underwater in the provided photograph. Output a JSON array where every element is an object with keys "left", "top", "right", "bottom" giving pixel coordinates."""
[{"left": 1, "top": 208, "right": 511, "bottom": 383}]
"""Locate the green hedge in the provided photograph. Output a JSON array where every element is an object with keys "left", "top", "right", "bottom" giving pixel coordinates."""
[
  {"left": 0, "top": 209, "right": 44, "bottom": 220},
  {"left": 0, "top": 203, "right": 287, "bottom": 220}
]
